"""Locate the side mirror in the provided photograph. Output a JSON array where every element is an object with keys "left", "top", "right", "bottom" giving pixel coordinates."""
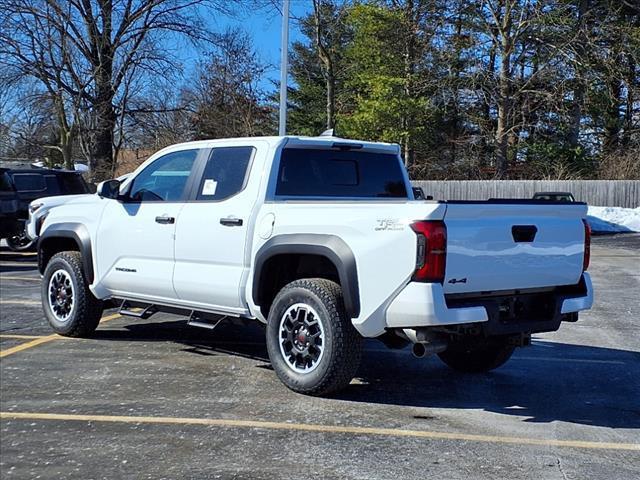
[{"left": 96, "top": 179, "right": 121, "bottom": 199}]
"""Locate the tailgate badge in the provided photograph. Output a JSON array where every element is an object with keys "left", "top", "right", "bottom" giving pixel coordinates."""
[
  {"left": 448, "top": 278, "right": 467, "bottom": 284},
  {"left": 375, "top": 218, "right": 403, "bottom": 231}
]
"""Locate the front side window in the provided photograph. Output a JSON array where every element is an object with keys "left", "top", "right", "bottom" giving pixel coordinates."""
[
  {"left": 196, "top": 147, "right": 254, "bottom": 201},
  {"left": 128, "top": 149, "right": 198, "bottom": 202},
  {"left": 275, "top": 148, "right": 408, "bottom": 198}
]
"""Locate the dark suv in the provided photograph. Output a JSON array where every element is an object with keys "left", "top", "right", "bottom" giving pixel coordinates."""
[
  {"left": 1, "top": 168, "right": 90, "bottom": 251},
  {"left": 0, "top": 168, "right": 21, "bottom": 242}
]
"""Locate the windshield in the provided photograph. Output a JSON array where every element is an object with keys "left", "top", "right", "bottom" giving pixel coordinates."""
[{"left": 276, "top": 148, "right": 408, "bottom": 199}]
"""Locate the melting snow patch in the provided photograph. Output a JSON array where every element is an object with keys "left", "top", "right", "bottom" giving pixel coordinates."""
[{"left": 587, "top": 206, "right": 640, "bottom": 233}]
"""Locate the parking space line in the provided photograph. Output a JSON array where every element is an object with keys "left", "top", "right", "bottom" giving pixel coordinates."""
[
  {"left": 0, "top": 276, "right": 41, "bottom": 282},
  {"left": 0, "top": 313, "right": 121, "bottom": 358},
  {"left": 0, "top": 262, "right": 38, "bottom": 267},
  {"left": 99, "top": 313, "right": 122, "bottom": 324},
  {"left": 0, "top": 411, "right": 637, "bottom": 451},
  {"left": 0, "top": 300, "right": 41, "bottom": 305},
  {"left": 0, "top": 335, "right": 59, "bottom": 358},
  {"left": 0, "top": 334, "right": 49, "bottom": 339}
]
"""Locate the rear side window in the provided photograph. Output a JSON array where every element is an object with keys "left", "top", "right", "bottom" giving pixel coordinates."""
[
  {"left": 57, "top": 174, "right": 89, "bottom": 194},
  {"left": 196, "top": 147, "right": 254, "bottom": 201},
  {"left": 275, "top": 149, "right": 408, "bottom": 198},
  {"left": 44, "top": 175, "right": 61, "bottom": 195},
  {"left": 12, "top": 173, "right": 46, "bottom": 192}
]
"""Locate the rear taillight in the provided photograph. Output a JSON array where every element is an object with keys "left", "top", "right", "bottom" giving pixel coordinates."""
[
  {"left": 410, "top": 220, "right": 447, "bottom": 283},
  {"left": 582, "top": 219, "right": 591, "bottom": 271}
]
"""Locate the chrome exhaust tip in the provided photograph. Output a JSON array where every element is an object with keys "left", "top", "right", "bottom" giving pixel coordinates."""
[{"left": 412, "top": 342, "right": 427, "bottom": 358}]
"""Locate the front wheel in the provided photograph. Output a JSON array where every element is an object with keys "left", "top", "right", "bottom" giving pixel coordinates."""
[
  {"left": 265, "top": 278, "right": 362, "bottom": 396},
  {"left": 438, "top": 337, "right": 515, "bottom": 373},
  {"left": 42, "top": 251, "right": 104, "bottom": 337}
]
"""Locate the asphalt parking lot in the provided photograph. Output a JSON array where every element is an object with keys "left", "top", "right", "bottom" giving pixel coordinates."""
[{"left": 1, "top": 235, "right": 639, "bottom": 479}]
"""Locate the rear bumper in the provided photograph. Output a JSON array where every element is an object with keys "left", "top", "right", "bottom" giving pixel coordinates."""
[
  {"left": 385, "top": 273, "right": 593, "bottom": 335},
  {"left": 560, "top": 273, "right": 594, "bottom": 314},
  {"left": 385, "top": 283, "right": 488, "bottom": 328}
]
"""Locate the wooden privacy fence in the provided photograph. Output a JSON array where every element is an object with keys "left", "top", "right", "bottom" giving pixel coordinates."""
[{"left": 411, "top": 180, "right": 640, "bottom": 208}]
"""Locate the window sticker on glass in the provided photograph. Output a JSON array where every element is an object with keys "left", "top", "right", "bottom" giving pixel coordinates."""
[{"left": 202, "top": 179, "right": 218, "bottom": 196}]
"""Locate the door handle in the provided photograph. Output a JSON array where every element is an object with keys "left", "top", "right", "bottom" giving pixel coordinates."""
[
  {"left": 155, "top": 215, "right": 175, "bottom": 224},
  {"left": 220, "top": 217, "right": 243, "bottom": 227}
]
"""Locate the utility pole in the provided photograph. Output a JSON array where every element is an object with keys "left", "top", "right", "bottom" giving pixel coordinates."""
[{"left": 279, "top": 0, "right": 290, "bottom": 136}]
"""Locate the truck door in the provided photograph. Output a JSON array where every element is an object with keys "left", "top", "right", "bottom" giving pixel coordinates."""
[
  {"left": 173, "top": 146, "right": 260, "bottom": 312},
  {"left": 96, "top": 149, "right": 201, "bottom": 301}
]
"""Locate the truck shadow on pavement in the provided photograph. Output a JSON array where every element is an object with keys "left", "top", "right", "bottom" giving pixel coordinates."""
[
  {"left": 343, "top": 340, "right": 640, "bottom": 430},
  {"left": 93, "top": 317, "right": 270, "bottom": 363},
  {"left": 93, "top": 318, "right": 640, "bottom": 430}
]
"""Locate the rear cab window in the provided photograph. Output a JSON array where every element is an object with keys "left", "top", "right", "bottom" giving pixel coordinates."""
[{"left": 275, "top": 148, "right": 408, "bottom": 199}]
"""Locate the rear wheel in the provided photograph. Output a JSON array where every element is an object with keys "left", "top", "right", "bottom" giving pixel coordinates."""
[
  {"left": 266, "top": 278, "right": 362, "bottom": 396},
  {"left": 42, "top": 251, "right": 103, "bottom": 337},
  {"left": 438, "top": 337, "right": 515, "bottom": 373}
]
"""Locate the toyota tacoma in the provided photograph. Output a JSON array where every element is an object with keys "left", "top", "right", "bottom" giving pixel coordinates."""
[{"left": 37, "top": 135, "right": 593, "bottom": 395}]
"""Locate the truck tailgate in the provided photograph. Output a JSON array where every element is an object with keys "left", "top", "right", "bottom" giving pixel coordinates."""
[{"left": 442, "top": 201, "right": 587, "bottom": 294}]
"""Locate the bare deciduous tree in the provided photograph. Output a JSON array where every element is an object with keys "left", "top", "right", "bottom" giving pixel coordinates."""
[
  {"left": 186, "top": 29, "right": 273, "bottom": 139},
  {"left": 1, "top": 0, "right": 236, "bottom": 180}
]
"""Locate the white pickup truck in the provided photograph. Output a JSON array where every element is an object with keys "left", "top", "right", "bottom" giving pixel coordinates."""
[{"left": 38, "top": 135, "right": 593, "bottom": 395}]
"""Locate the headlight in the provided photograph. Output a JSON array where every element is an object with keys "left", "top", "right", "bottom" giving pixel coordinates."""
[
  {"left": 29, "top": 202, "right": 44, "bottom": 214},
  {"left": 36, "top": 211, "right": 49, "bottom": 235}
]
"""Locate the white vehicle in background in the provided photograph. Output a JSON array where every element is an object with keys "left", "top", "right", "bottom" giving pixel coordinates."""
[{"left": 36, "top": 136, "right": 593, "bottom": 396}]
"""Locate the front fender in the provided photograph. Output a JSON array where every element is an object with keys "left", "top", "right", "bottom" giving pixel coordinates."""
[{"left": 38, "top": 222, "right": 94, "bottom": 283}]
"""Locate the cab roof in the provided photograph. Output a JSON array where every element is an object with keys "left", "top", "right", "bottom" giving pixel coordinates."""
[{"left": 163, "top": 136, "right": 401, "bottom": 155}]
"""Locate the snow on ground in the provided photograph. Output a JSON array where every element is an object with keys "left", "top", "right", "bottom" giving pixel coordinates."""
[{"left": 587, "top": 206, "right": 640, "bottom": 233}]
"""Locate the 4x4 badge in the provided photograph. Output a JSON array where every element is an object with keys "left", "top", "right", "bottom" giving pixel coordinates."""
[{"left": 448, "top": 278, "right": 467, "bottom": 284}]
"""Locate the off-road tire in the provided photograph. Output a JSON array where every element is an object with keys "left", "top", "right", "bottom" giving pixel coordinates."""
[
  {"left": 438, "top": 337, "right": 515, "bottom": 373},
  {"left": 42, "top": 251, "right": 103, "bottom": 337},
  {"left": 266, "top": 278, "right": 362, "bottom": 396}
]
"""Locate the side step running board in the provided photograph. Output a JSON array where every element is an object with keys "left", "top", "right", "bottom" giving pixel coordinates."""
[
  {"left": 187, "top": 311, "right": 228, "bottom": 331},
  {"left": 116, "top": 300, "right": 232, "bottom": 331},
  {"left": 119, "top": 301, "right": 157, "bottom": 319}
]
